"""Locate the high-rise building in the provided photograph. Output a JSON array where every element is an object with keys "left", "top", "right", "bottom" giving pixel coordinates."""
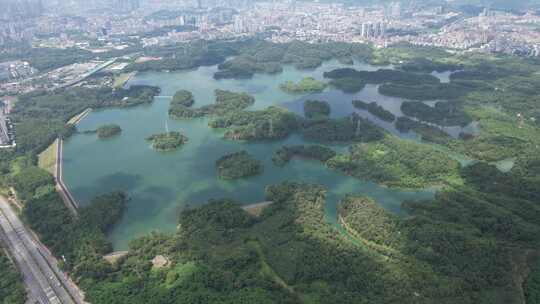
[
  {"left": 0, "top": 0, "right": 44, "bottom": 21},
  {"left": 115, "top": 0, "right": 139, "bottom": 12}
]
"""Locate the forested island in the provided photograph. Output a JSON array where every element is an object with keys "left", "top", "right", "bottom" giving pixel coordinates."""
[
  {"left": 146, "top": 131, "right": 188, "bottom": 151},
  {"left": 169, "top": 89, "right": 254, "bottom": 119},
  {"left": 279, "top": 77, "right": 327, "bottom": 94},
  {"left": 208, "top": 106, "right": 300, "bottom": 141},
  {"left": 352, "top": 99, "right": 396, "bottom": 122},
  {"left": 302, "top": 113, "right": 385, "bottom": 143},
  {"left": 304, "top": 100, "right": 331, "bottom": 119},
  {"left": 171, "top": 89, "right": 194, "bottom": 107},
  {"left": 96, "top": 124, "right": 122, "bottom": 138},
  {"left": 216, "top": 151, "right": 263, "bottom": 179},
  {"left": 272, "top": 145, "right": 336, "bottom": 167}
]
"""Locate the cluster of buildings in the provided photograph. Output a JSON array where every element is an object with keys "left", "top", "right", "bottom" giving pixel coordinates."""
[
  {"left": 2, "top": 0, "right": 540, "bottom": 71},
  {"left": 0, "top": 61, "right": 37, "bottom": 81}
]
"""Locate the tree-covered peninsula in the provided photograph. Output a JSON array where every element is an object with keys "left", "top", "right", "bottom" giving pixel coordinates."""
[
  {"left": 304, "top": 100, "right": 331, "bottom": 119},
  {"left": 279, "top": 77, "right": 327, "bottom": 94},
  {"left": 327, "top": 136, "right": 461, "bottom": 188},
  {"left": 272, "top": 145, "right": 336, "bottom": 167},
  {"left": 216, "top": 151, "right": 263, "bottom": 179},
  {"left": 352, "top": 99, "right": 396, "bottom": 122},
  {"left": 146, "top": 131, "right": 188, "bottom": 151}
]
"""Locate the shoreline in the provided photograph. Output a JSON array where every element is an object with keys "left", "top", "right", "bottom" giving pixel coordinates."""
[{"left": 67, "top": 108, "right": 92, "bottom": 125}]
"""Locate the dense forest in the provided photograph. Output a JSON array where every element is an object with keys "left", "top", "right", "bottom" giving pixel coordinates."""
[
  {"left": 2, "top": 39, "right": 540, "bottom": 304},
  {"left": 0, "top": 249, "right": 26, "bottom": 304}
]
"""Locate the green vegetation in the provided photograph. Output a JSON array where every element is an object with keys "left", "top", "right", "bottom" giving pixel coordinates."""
[
  {"left": 328, "top": 77, "right": 366, "bottom": 93},
  {"left": 11, "top": 85, "right": 159, "bottom": 153},
  {"left": 272, "top": 145, "right": 336, "bottom": 167},
  {"left": 323, "top": 67, "right": 440, "bottom": 85},
  {"left": 10, "top": 166, "right": 55, "bottom": 202},
  {"left": 303, "top": 100, "right": 330, "bottom": 119},
  {"left": 216, "top": 151, "right": 263, "bottom": 180},
  {"left": 127, "top": 40, "right": 373, "bottom": 77},
  {"left": 401, "top": 101, "right": 472, "bottom": 126},
  {"left": 96, "top": 124, "right": 122, "bottom": 139},
  {"left": 0, "top": 47, "right": 93, "bottom": 72},
  {"left": 5, "top": 40, "right": 540, "bottom": 304},
  {"left": 395, "top": 117, "right": 452, "bottom": 144},
  {"left": 169, "top": 89, "right": 254, "bottom": 119},
  {"left": 171, "top": 90, "right": 194, "bottom": 107},
  {"left": 213, "top": 40, "right": 373, "bottom": 79},
  {"left": 146, "top": 132, "right": 188, "bottom": 151},
  {"left": 279, "top": 77, "right": 327, "bottom": 94},
  {"left": 209, "top": 106, "right": 300, "bottom": 141},
  {"left": 81, "top": 172, "right": 540, "bottom": 303},
  {"left": 23, "top": 191, "right": 127, "bottom": 277},
  {"left": 525, "top": 257, "right": 540, "bottom": 304},
  {"left": 214, "top": 56, "right": 283, "bottom": 79},
  {"left": 338, "top": 195, "right": 403, "bottom": 248},
  {"left": 0, "top": 250, "right": 26, "bottom": 304},
  {"left": 302, "top": 113, "right": 385, "bottom": 143},
  {"left": 37, "top": 140, "right": 58, "bottom": 175},
  {"left": 327, "top": 136, "right": 461, "bottom": 188},
  {"left": 378, "top": 81, "right": 484, "bottom": 100},
  {"left": 352, "top": 99, "right": 395, "bottom": 122},
  {"left": 398, "top": 57, "right": 462, "bottom": 73}
]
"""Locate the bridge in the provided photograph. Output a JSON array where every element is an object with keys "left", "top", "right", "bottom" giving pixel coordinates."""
[{"left": 57, "top": 59, "right": 117, "bottom": 90}]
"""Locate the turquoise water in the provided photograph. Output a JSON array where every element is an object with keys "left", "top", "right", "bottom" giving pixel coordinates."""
[{"left": 63, "top": 60, "right": 439, "bottom": 250}]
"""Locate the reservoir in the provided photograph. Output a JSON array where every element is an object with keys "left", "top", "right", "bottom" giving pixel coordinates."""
[{"left": 63, "top": 60, "right": 443, "bottom": 250}]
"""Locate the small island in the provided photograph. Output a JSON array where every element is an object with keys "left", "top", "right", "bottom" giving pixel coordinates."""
[
  {"left": 279, "top": 77, "right": 327, "bottom": 94},
  {"left": 216, "top": 151, "right": 263, "bottom": 180},
  {"left": 96, "top": 124, "right": 122, "bottom": 139},
  {"left": 146, "top": 131, "right": 188, "bottom": 151},
  {"left": 304, "top": 100, "right": 331, "bottom": 119},
  {"left": 171, "top": 90, "right": 195, "bottom": 107},
  {"left": 352, "top": 100, "right": 395, "bottom": 122}
]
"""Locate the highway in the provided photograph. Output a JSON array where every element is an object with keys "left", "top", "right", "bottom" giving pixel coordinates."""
[{"left": 0, "top": 197, "right": 84, "bottom": 304}]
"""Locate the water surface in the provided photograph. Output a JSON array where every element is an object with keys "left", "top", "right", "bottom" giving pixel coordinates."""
[{"left": 64, "top": 60, "right": 446, "bottom": 249}]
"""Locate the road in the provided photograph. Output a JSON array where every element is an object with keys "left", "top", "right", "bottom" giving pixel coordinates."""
[{"left": 0, "top": 196, "right": 84, "bottom": 303}]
